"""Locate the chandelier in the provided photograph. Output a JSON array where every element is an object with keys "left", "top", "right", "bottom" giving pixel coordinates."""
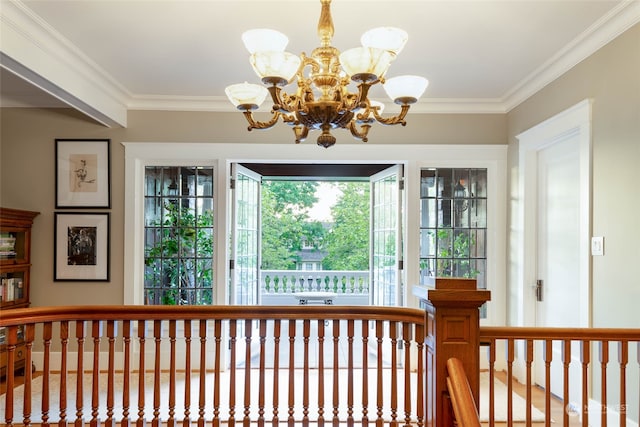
[{"left": 224, "top": 0, "right": 428, "bottom": 148}]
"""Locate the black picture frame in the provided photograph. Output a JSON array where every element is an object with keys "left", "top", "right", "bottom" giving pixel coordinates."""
[
  {"left": 54, "top": 212, "right": 110, "bottom": 281},
  {"left": 55, "top": 139, "right": 111, "bottom": 208}
]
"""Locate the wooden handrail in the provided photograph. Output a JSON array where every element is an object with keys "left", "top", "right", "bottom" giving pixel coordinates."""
[
  {"left": 446, "top": 358, "right": 481, "bottom": 427},
  {"left": 0, "top": 304, "right": 425, "bottom": 326},
  {"left": 480, "top": 326, "right": 640, "bottom": 340},
  {"left": 1, "top": 305, "right": 428, "bottom": 427}
]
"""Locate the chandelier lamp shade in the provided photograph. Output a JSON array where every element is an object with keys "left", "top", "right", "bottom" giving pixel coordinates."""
[{"left": 224, "top": 0, "right": 428, "bottom": 148}]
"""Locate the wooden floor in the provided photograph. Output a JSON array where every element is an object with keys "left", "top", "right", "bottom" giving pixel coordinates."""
[
  {"left": 487, "top": 370, "right": 579, "bottom": 426},
  {"left": 2, "top": 370, "right": 579, "bottom": 426}
]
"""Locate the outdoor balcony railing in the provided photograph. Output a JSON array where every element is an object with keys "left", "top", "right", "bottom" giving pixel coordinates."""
[{"left": 260, "top": 270, "right": 370, "bottom": 305}]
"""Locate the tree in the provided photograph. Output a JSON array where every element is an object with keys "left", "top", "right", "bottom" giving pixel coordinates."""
[
  {"left": 322, "top": 182, "right": 370, "bottom": 270},
  {"left": 261, "top": 181, "right": 325, "bottom": 269}
]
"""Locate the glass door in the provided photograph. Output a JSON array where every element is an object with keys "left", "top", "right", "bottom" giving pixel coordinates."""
[
  {"left": 370, "top": 165, "right": 403, "bottom": 306},
  {"left": 230, "top": 164, "right": 262, "bottom": 305}
]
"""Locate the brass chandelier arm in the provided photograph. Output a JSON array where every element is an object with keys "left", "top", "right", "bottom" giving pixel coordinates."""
[
  {"left": 293, "top": 125, "right": 310, "bottom": 144},
  {"left": 372, "top": 104, "right": 411, "bottom": 126},
  {"left": 241, "top": 110, "right": 280, "bottom": 131},
  {"left": 348, "top": 121, "right": 372, "bottom": 143}
]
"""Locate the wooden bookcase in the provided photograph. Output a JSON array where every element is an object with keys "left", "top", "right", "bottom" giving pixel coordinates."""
[{"left": 0, "top": 207, "right": 39, "bottom": 377}]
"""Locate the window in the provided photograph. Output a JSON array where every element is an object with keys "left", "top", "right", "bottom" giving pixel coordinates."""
[
  {"left": 144, "top": 166, "right": 214, "bottom": 305},
  {"left": 419, "top": 168, "right": 487, "bottom": 290}
]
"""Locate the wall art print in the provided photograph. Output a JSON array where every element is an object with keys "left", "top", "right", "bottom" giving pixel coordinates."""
[
  {"left": 55, "top": 139, "right": 111, "bottom": 208},
  {"left": 54, "top": 212, "right": 110, "bottom": 281}
]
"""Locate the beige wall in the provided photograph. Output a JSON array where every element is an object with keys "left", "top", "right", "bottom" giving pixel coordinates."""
[
  {"left": 506, "top": 22, "right": 640, "bottom": 329},
  {"left": 0, "top": 107, "right": 505, "bottom": 307}
]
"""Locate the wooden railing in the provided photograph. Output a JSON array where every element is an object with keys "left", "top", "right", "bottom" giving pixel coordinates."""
[
  {"left": 479, "top": 327, "right": 640, "bottom": 427},
  {"left": 446, "top": 358, "right": 480, "bottom": 427},
  {"left": 2, "top": 305, "right": 640, "bottom": 427},
  {"left": 0, "top": 305, "right": 426, "bottom": 427}
]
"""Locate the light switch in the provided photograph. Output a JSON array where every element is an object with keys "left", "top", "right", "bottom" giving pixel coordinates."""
[{"left": 591, "top": 236, "right": 604, "bottom": 256}]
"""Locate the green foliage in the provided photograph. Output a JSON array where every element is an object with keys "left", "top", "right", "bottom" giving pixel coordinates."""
[
  {"left": 322, "top": 182, "right": 370, "bottom": 270},
  {"left": 260, "top": 181, "right": 325, "bottom": 270},
  {"left": 433, "top": 228, "right": 478, "bottom": 278},
  {"left": 144, "top": 202, "right": 214, "bottom": 305}
]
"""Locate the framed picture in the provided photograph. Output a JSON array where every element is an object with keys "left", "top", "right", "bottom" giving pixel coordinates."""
[
  {"left": 54, "top": 212, "right": 110, "bottom": 281},
  {"left": 55, "top": 139, "right": 111, "bottom": 208}
]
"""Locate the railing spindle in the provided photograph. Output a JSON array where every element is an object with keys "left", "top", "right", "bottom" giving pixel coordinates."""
[
  {"left": 288, "top": 319, "right": 296, "bottom": 427},
  {"left": 229, "top": 319, "right": 237, "bottom": 427},
  {"left": 599, "top": 340, "right": 609, "bottom": 427},
  {"left": 183, "top": 319, "right": 192, "bottom": 427},
  {"left": 42, "top": 322, "right": 52, "bottom": 427},
  {"left": 197, "top": 320, "right": 206, "bottom": 427},
  {"left": 415, "top": 323, "right": 425, "bottom": 427},
  {"left": 332, "top": 319, "right": 340, "bottom": 427},
  {"left": 243, "top": 319, "right": 252, "bottom": 427},
  {"left": 59, "top": 320, "right": 69, "bottom": 426},
  {"left": 375, "top": 320, "right": 384, "bottom": 427},
  {"left": 347, "top": 319, "right": 355, "bottom": 427},
  {"left": 303, "top": 319, "right": 311, "bottom": 427},
  {"left": 167, "top": 320, "right": 177, "bottom": 427},
  {"left": 22, "top": 323, "right": 35, "bottom": 426},
  {"left": 618, "top": 340, "right": 628, "bottom": 427},
  {"left": 152, "top": 320, "right": 162, "bottom": 427},
  {"left": 317, "top": 319, "right": 325, "bottom": 427},
  {"left": 122, "top": 320, "right": 131, "bottom": 427},
  {"left": 136, "top": 320, "right": 146, "bottom": 427},
  {"left": 580, "top": 340, "right": 590, "bottom": 427},
  {"left": 487, "top": 338, "right": 496, "bottom": 427},
  {"left": 543, "top": 339, "right": 552, "bottom": 427},
  {"left": 402, "top": 322, "right": 412, "bottom": 427},
  {"left": 389, "top": 321, "right": 398, "bottom": 427},
  {"left": 75, "top": 320, "right": 85, "bottom": 427},
  {"left": 213, "top": 319, "right": 222, "bottom": 427},
  {"left": 90, "top": 320, "right": 102, "bottom": 427},
  {"left": 525, "top": 339, "right": 533, "bottom": 425},
  {"left": 506, "top": 338, "right": 514, "bottom": 425},
  {"left": 361, "top": 320, "right": 369, "bottom": 427},
  {"left": 562, "top": 339, "right": 571, "bottom": 426},
  {"left": 258, "top": 319, "right": 267, "bottom": 427},
  {"left": 106, "top": 320, "right": 116, "bottom": 427},
  {"left": 3, "top": 325, "right": 17, "bottom": 425},
  {"left": 272, "top": 319, "right": 282, "bottom": 427}
]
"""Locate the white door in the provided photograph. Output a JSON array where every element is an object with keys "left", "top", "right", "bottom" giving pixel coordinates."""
[
  {"left": 536, "top": 137, "right": 581, "bottom": 329},
  {"left": 370, "top": 165, "right": 403, "bottom": 306},
  {"left": 535, "top": 135, "right": 583, "bottom": 399},
  {"left": 518, "top": 100, "right": 592, "bottom": 408}
]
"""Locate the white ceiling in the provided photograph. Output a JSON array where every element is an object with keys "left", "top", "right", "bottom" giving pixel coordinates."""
[{"left": 1, "top": 0, "right": 639, "bottom": 126}]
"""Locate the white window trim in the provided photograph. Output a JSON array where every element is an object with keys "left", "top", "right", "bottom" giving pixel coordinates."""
[{"left": 123, "top": 143, "right": 507, "bottom": 324}]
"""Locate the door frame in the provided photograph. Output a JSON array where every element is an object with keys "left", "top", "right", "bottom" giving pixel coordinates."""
[{"left": 516, "top": 99, "right": 592, "bottom": 330}]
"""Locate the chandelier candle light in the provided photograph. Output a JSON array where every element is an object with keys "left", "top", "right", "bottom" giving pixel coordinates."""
[{"left": 225, "top": 0, "right": 429, "bottom": 148}]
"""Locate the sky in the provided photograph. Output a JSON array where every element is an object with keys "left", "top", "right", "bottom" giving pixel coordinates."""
[{"left": 307, "top": 182, "right": 341, "bottom": 221}]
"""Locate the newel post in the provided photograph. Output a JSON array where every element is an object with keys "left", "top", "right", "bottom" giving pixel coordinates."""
[{"left": 419, "top": 278, "right": 491, "bottom": 427}]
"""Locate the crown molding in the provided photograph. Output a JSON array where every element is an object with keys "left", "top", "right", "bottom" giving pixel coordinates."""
[
  {"left": 502, "top": 0, "right": 640, "bottom": 112},
  {"left": 126, "top": 95, "right": 508, "bottom": 114},
  {"left": 0, "top": 0, "right": 129, "bottom": 126}
]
